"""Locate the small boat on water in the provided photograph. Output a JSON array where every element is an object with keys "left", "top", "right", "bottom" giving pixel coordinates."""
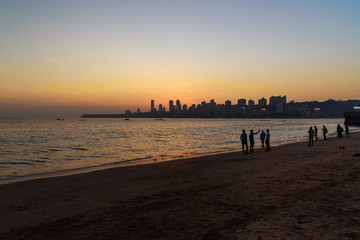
[
  {"left": 155, "top": 118, "right": 165, "bottom": 121},
  {"left": 124, "top": 118, "right": 130, "bottom": 120},
  {"left": 344, "top": 105, "right": 360, "bottom": 126},
  {"left": 56, "top": 118, "right": 65, "bottom": 121}
]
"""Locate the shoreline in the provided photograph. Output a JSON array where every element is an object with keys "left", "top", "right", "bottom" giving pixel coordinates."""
[
  {"left": 3, "top": 130, "right": 358, "bottom": 186},
  {"left": 0, "top": 133, "right": 340, "bottom": 186},
  {"left": 1, "top": 133, "right": 360, "bottom": 239},
  {"left": 0, "top": 147, "right": 236, "bottom": 186}
]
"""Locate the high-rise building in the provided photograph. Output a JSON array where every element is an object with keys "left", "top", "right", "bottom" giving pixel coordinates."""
[
  {"left": 237, "top": 99, "right": 246, "bottom": 107},
  {"left": 183, "top": 104, "right": 188, "bottom": 111},
  {"left": 176, "top": 99, "right": 181, "bottom": 111},
  {"left": 258, "top": 97, "right": 267, "bottom": 106},
  {"left": 158, "top": 104, "right": 163, "bottom": 112},
  {"left": 225, "top": 100, "right": 232, "bottom": 108},
  {"left": 276, "top": 103, "right": 284, "bottom": 113},
  {"left": 270, "top": 96, "right": 286, "bottom": 106},
  {"left": 248, "top": 99, "right": 255, "bottom": 108},
  {"left": 151, "top": 100, "right": 155, "bottom": 112},
  {"left": 209, "top": 99, "right": 216, "bottom": 110},
  {"left": 169, "top": 100, "right": 174, "bottom": 112}
]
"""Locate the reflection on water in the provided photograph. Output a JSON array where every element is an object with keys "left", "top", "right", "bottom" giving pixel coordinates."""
[{"left": 0, "top": 118, "right": 356, "bottom": 181}]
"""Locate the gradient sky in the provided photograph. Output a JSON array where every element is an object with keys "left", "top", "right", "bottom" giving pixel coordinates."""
[{"left": 1, "top": 0, "right": 360, "bottom": 117}]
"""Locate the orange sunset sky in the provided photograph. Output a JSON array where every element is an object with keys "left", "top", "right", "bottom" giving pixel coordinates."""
[{"left": 1, "top": 0, "right": 359, "bottom": 118}]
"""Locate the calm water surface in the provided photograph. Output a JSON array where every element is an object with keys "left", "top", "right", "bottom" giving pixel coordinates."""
[{"left": 0, "top": 118, "right": 357, "bottom": 182}]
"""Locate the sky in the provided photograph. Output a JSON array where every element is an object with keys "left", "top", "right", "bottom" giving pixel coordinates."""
[{"left": 1, "top": 0, "right": 360, "bottom": 118}]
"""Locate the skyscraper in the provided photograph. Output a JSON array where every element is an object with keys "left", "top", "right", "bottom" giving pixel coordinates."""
[
  {"left": 176, "top": 99, "right": 181, "bottom": 111},
  {"left": 237, "top": 99, "right": 246, "bottom": 107},
  {"left": 169, "top": 100, "right": 174, "bottom": 112},
  {"left": 258, "top": 97, "right": 267, "bottom": 106},
  {"left": 248, "top": 99, "right": 255, "bottom": 108},
  {"left": 269, "top": 96, "right": 287, "bottom": 106},
  {"left": 225, "top": 100, "right": 232, "bottom": 108},
  {"left": 276, "top": 103, "right": 284, "bottom": 113},
  {"left": 151, "top": 100, "right": 155, "bottom": 112}
]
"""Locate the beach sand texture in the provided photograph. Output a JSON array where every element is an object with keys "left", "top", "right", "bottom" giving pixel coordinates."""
[{"left": 1, "top": 134, "right": 360, "bottom": 239}]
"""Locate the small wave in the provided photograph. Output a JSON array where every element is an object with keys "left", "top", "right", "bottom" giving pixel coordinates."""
[
  {"left": 69, "top": 147, "right": 89, "bottom": 151},
  {"left": 220, "top": 147, "right": 233, "bottom": 150},
  {"left": 0, "top": 162, "right": 34, "bottom": 165},
  {"left": 109, "top": 156, "right": 154, "bottom": 165},
  {"left": 32, "top": 150, "right": 49, "bottom": 154},
  {"left": 48, "top": 148, "right": 61, "bottom": 152},
  {"left": 30, "top": 160, "right": 47, "bottom": 163}
]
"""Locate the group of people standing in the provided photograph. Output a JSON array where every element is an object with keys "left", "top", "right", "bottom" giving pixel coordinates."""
[
  {"left": 240, "top": 129, "right": 270, "bottom": 154},
  {"left": 308, "top": 124, "right": 350, "bottom": 146},
  {"left": 241, "top": 123, "right": 352, "bottom": 154},
  {"left": 336, "top": 124, "right": 350, "bottom": 138}
]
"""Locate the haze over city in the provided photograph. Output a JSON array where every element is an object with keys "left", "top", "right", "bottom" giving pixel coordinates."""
[{"left": 1, "top": 0, "right": 359, "bottom": 118}]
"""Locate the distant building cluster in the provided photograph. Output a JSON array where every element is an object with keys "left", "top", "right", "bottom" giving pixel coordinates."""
[
  {"left": 121, "top": 97, "right": 359, "bottom": 118},
  {"left": 81, "top": 97, "right": 360, "bottom": 119}
]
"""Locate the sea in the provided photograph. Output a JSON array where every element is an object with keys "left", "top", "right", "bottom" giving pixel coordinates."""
[{"left": 0, "top": 118, "right": 358, "bottom": 183}]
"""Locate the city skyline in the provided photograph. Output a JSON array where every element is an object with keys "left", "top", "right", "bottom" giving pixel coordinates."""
[
  {"left": 146, "top": 96, "right": 287, "bottom": 113},
  {"left": 82, "top": 96, "right": 359, "bottom": 119},
  {"left": 1, "top": 1, "right": 360, "bottom": 118}
]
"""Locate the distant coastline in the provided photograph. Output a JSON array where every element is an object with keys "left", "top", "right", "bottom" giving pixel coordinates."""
[
  {"left": 81, "top": 114, "right": 345, "bottom": 119},
  {"left": 81, "top": 98, "right": 359, "bottom": 119}
]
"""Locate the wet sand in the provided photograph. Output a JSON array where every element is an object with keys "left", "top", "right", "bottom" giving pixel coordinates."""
[{"left": 1, "top": 133, "right": 360, "bottom": 239}]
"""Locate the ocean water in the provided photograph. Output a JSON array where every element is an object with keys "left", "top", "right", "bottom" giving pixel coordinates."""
[{"left": 0, "top": 118, "right": 357, "bottom": 182}]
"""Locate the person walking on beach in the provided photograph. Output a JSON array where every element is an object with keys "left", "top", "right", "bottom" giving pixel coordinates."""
[
  {"left": 308, "top": 127, "right": 314, "bottom": 146},
  {"left": 314, "top": 126, "right": 318, "bottom": 140},
  {"left": 337, "top": 124, "right": 343, "bottom": 138},
  {"left": 265, "top": 129, "right": 270, "bottom": 151},
  {"left": 345, "top": 124, "right": 350, "bottom": 138},
  {"left": 260, "top": 130, "right": 266, "bottom": 148},
  {"left": 249, "top": 129, "right": 260, "bottom": 153},
  {"left": 322, "top": 125, "right": 328, "bottom": 140},
  {"left": 240, "top": 129, "right": 248, "bottom": 154}
]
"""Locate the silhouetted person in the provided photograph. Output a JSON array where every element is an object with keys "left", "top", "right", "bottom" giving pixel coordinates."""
[
  {"left": 308, "top": 127, "right": 314, "bottom": 146},
  {"left": 240, "top": 129, "right": 248, "bottom": 154},
  {"left": 249, "top": 129, "right": 260, "bottom": 153},
  {"left": 322, "top": 125, "right": 328, "bottom": 140},
  {"left": 337, "top": 124, "right": 343, "bottom": 138},
  {"left": 345, "top": 124, "right": 350, "bottom": 137},
  {"left": 265, "top": 129, "right": 270, "bottom": 151},
  {"left": 260, "top": 130, "right": 266, "bottom": 148},
  {"left": 314, "top": 126, "right": 318, "bottom": 140}
]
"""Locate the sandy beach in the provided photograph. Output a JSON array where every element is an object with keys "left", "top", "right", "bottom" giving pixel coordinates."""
[{"left": 1, "top": 133, "right": 360, "bottom": 239}]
